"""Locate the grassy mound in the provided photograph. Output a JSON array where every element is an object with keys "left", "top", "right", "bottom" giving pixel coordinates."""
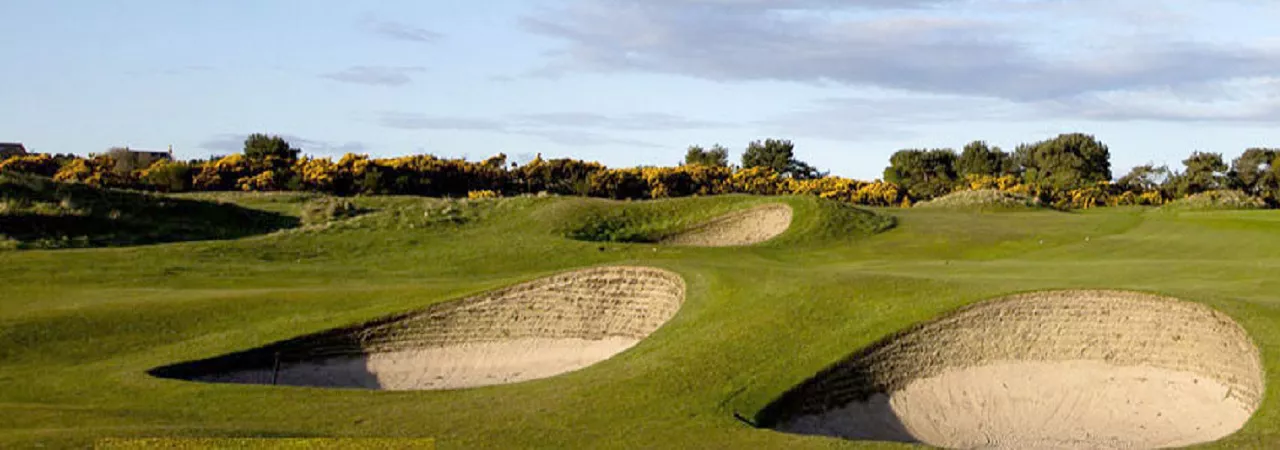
[
  {"left": 659, "top": 204, "right": 794, "bottom": 247},
  {"left": 1164, "top": 190, "right": 1267, "bottom": 211},
  {"left": 915, "top": 189, "right": 1042, "bottom": 211},
  {"left": 546, "top": 196, "right": 893, "bottom": 244},
  {"left": 0, "top": 172, "right": 298, "bottom": 249}
]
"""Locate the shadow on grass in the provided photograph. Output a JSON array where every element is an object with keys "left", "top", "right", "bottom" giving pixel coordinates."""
[
  {"left": 752, "top": 323, "right": 927, "bottom": 445},
  {"left": 0, "top": 172, "right": 299, "bottom": 249}
]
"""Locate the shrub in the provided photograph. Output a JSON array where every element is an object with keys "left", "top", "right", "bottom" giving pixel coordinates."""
[
  {"left": 731, "top": 167, "right": 784, "bottom": 195},
  {"left": 1164, "top": 190, "right": 1266, "bottom": 211},
  {"left": 237, "top": 170, "right": 287, "bottom": 191},
  {"left": 53, "top": 156, "right": 130, "bottom": 187},
  {"left": 0, "top": 154, "right": 61, "bottom": 177},
  {"left": 139, "top": 160, "right": 194, "bottom": 192},
  {"left": 588, "top": 169, "right": 648, "bottom": 200},
  {"left": 193, "top": 154, "right": 252, "bottom": 191},
  {"left": 468, "top": 190, "right": 499, "bottom": 200}
]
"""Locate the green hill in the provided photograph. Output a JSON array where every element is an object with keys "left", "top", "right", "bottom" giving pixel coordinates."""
[
  {"left": 0, "top": 172, "right": 298, "bottom": 249},
  {"left": 0, "top": 193, "right": 1276, "bottom": 448}
]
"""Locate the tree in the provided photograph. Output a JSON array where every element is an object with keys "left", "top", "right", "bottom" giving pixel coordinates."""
[
  {"left": 243, "top": 134, "right": 299, "bottom": 163},
  {"left": 883, "top": 148, "right": 959, "bottom": 200},
  {"left": 742, "top": 139, "right": 793, "bottom": 173},
  {"left": 1230, "top": 148, "right": 1280, "bottom": 196},
  {"left": 741, "top": 139, "right": 824, "bottom": 179},
  {"left": 1014, "top": 133, "right": 1112, "bottom": 192},
  {"left": 1117, "top": 164, "right": 1171, "bottom": 193},
  {"left": 957, "top": 140, "right": 1013, "bottom": 178},
  {"left": 1175, "top": 151, "right": 1228, "bottom": 196},
  {"left": 684, "top": 144, "right": 729, "bottom": 167}
]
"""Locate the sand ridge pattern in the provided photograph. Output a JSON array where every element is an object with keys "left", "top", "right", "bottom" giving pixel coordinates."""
[
  {"left": 152, "top": 266, "right": 685, "bottom": 390},
  {"left": 760, "top": 290, "right": 1265, "bottom": 449},
  {"left": 661, "top": 203, "right": 793, "bottom": 247}
]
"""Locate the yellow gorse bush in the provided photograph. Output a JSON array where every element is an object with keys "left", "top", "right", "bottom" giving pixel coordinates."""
[
  {"left": 0, "top": 154, "right": 61, "bottom": 177},
  {"left": 294, "top": 157, "right": 338, "bottom": 192},
  {"left": 193, "top": 154, "right": 252, "bottom": 191},
  {"left": 0, "top": 147, "right": 1206, "bottom": 210},
  {"left": 467, "top": 190, "right": 499, "bottom": 200},
  {"left": 53, "top": 156, "right": 126, "bottom": 187}
]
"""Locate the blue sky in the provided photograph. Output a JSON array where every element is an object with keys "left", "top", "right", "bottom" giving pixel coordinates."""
[{"left": 1, "top": 0, "right": 1277, "bottom": 179}]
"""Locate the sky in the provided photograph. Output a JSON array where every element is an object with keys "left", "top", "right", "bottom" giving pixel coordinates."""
[{"left": 1, "top": 0, "right": 1277, "bottom": 180}]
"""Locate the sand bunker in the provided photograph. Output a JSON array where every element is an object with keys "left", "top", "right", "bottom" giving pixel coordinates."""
[
  {"left": 661, "top": 204, "right": 792, "bottom": 247},
  {"left": 759, "top": 291, "right": 1265, "bottom": 449},
  {"left": 151, "top": 266, "right": 685, "bottom": 390}
]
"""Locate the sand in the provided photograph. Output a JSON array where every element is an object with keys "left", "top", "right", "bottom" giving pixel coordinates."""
[
  {"left": 194, "top": 338, "right": 639, "bottom": 390},
  {"left": 155, "top": 266, "right": 685, "bottom": 390},
  {"left": 762, "top": 291, "right": 1265, "bottom": 449},
  {"left": 661, "top": 204, "right": 792, "bottom": 247}
]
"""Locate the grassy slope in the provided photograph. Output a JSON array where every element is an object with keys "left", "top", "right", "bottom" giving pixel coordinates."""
[
  {"left": 0, "top": 173, "right": 299, "bottom": 249},
  {"left": 0, "top": 194, "right": 1277, "bottom": 449}
]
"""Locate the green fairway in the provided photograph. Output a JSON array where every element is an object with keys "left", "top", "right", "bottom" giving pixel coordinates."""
[{"left": 0, "top": 193, "right": 1276, "bottom": 449}]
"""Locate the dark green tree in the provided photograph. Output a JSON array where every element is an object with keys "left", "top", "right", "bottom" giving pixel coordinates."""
[
  {"left": 1013, "top": 133, "right": 1112, "bottom": 192},
  {"left": 243, "top": 134, "right": 299, "bottom": 163},
  {"left": 1175, "top": 151, "right": 1228, "bottom": 196},
  {"left": 741, "top": 139, "right": 824, "bottom": 179},
  {"left": 1230, "top": 148, "right": 1280, "bottom": 199},
  {"left": 1116, "top": 164, "right": 1171, "bottom": 193},
  {"left": 742, "top": 139, "right": 794, "bottom": 173},
  {"left": 684, "top": 144, "right": 729, "bottom": 167},
  {"left": 883, "top": 148, "right": 960, "bottom": 200},
  {"left": 956, "top": 140, "right": 1014, "bottom": 178}
]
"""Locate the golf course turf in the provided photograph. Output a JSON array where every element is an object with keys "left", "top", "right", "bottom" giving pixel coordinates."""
[{"left": 0, "top": 192, "right": 1277, "bottom": 448}]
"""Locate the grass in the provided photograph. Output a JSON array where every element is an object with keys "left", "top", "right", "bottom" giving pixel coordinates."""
[
  {"left": 546, "top": 195, "right": 894, "bottom": 243},
  {"left": 1163, "top": 189, "right": 1267, "bottom": 211},
  {"left": 0, "top": 190, "right": 1277, "bottom": 448},
  {"left": 914, "top": 189, "right": 1044, "bottom": 211},
  {"left": 0, "top": 173, "right": 298, "bottom": 249}
]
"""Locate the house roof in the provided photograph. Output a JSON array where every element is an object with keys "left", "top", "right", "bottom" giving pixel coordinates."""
[{"left": 117, "top": 146, "right": 173, "bottom": 158}]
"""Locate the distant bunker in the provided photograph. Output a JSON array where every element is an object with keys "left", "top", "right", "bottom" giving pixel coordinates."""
[
  {"left": 661, "top": 203, "right": 792, "bottom": 247},
  {"left": 151, "top": 267, "right": 685, "bottom": 390},
  {"left": 760, "top": 291, "right": 1265, "bottom": 449}
]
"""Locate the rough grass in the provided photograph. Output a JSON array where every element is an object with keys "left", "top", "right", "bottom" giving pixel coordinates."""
[
  {"left": 548, "top": 195, "right": 894, "bottom": 244},
  {"left": 915, "top": 189, "right": 1043, "bottom": 211},
  {"left": 0, "top": 172, "right": 298, "bottom": 249},
  {"left": 1163, "top": 190, "right": 1267, "bottom": 211},
  {"left": 0, "top": 194, "right": 1278, "bottom": 449}
]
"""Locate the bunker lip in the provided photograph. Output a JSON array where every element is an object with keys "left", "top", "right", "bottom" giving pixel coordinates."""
[
  {"left": 149, "top": 266, "right": 685, "bottom": 390},
  {"left": 661, "top": 203, "right": 793, "bottom": 247},
  {"left": 758, "top": 290, "right": 1265, "bottom": 449}
]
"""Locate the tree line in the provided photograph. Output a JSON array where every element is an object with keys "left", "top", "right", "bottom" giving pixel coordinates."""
[
  {"left": 882, "top": 133, "right": 1280, "bottom": 207},
  {"left": 1, "top": 133, "right": 1277, "bottom": 209}
]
